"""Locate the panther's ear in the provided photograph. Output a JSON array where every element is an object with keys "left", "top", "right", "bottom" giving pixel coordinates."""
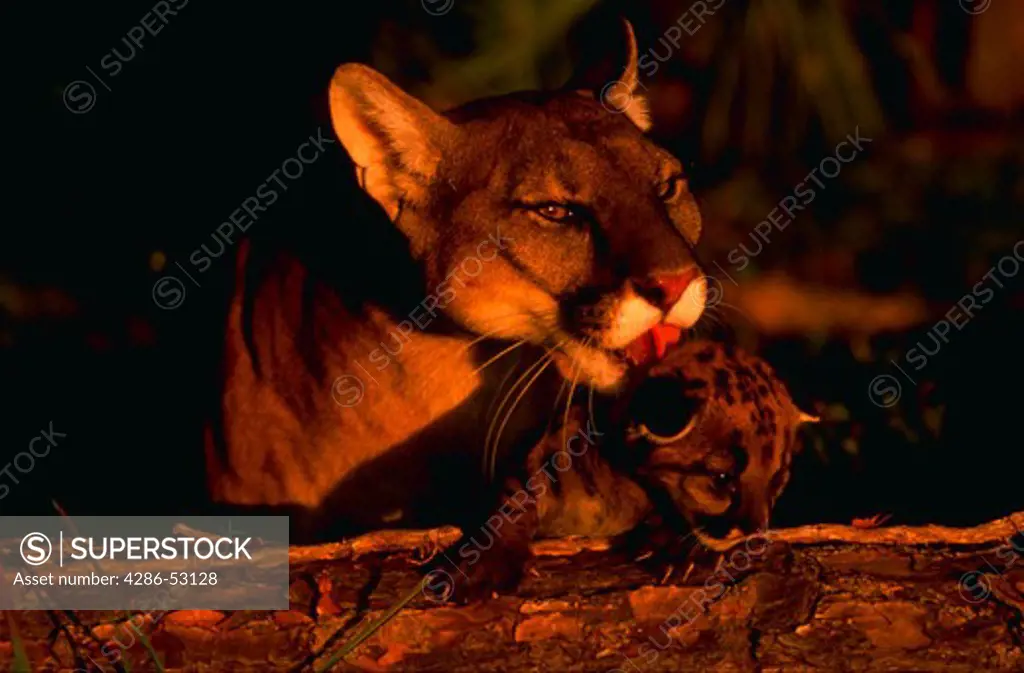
[
  {"left": 568, "top": 19, "right": 651, "bottom": 132},
  {"left": 329, "top": 64, "right": 457, "bottom": 220}
]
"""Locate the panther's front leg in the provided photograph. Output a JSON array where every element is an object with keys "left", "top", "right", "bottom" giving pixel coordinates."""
[{"left": 425, "top": 475, "right": 540, "bottom": 604}]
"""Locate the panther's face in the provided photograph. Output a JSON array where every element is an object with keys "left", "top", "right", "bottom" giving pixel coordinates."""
[
  {"left": 433, "top": 91, "right": 707, "bottom": 392},
  {"left": 329, "top": 23, "right": 706, "bottom": 393},
  {"left": 618, "top": 341, "right": 816, "bottom": 548}
]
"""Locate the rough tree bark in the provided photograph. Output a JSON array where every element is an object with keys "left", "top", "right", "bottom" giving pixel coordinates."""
[{"left": 2, "top": 512, "right": 1023, "bottom": 672}]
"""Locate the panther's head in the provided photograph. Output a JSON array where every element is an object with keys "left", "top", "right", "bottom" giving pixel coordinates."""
[
  {"left": 616, "top": 340, "right": 818, "bottom": 548},
  {"left": 328, "top": 22, "right": 706, "bottom": 391}
]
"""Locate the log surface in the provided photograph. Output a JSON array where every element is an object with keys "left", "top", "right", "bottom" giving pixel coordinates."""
[{"left": 2, "top": 513, "right": 1023, "bottom": 672}]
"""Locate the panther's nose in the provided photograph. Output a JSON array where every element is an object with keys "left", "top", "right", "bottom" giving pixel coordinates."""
[{"left": 633, "top": 268, "right": 702, "bottom": 312}]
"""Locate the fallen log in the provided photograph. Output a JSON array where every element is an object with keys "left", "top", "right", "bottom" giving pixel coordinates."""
[{"left": 1, "top": 512, "right": 1022, "bottom": 671}]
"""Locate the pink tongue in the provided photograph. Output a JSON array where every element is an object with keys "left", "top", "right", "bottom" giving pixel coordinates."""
[{"left": 624, "top": 324, "right": 684, "bottom": 366}]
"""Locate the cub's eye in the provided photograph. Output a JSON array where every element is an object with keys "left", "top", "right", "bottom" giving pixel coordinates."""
[
  {"left": 637, "top": 415, "right": 697, "bottom": 445},
  {"left": 628, "top": 376, "right": 704, "bottom": 446},
  {"left": 658, "top": 175, "right": 687, "bottom": 202},
  {"left": 711, "top": 472, "right": 731, "bottom": 490},
  {"left": 530, "top": 203, "right": 581, "bottom": 226}
]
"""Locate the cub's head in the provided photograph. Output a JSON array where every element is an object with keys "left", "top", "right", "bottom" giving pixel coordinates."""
[
  {"left": 616, "top": 341, "right": 817, "bottom": 548},
  {"left": 329, "top": 23, "right": 706, "bottom": 391}
]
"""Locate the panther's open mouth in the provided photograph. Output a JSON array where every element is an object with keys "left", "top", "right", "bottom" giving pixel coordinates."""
[
  {"left": 554, "top": 323, "right": 687, "bottom": 391},
  {"left": 621, "top": 323, "right": 685, "bottom": 366}
]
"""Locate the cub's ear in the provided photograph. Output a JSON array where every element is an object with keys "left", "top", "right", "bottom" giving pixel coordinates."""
[
  {"left": 567, "top": 19, "right": 651, "bottom": 132},
  {"left": 791, "top": 408, "right": 819, "bottom": 455},
  {"left": 329, "top": 64, "right": 457, "bottom": 220},
  {"left": 797, "top": 410, "right": 820, "bottom": 424}
]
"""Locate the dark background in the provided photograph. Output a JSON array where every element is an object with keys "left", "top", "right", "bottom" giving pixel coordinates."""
[{"left": 3, "top": 0, "right": 1023, "bottom": 528}]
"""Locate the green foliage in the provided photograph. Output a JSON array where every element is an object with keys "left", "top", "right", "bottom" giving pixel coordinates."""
[
  {"left": 316, "top": 577, "right": 429, "bottom": 670},
  {"left": 5, "top": 613, "right": 31, "bottom": 673},
  {"left": 703, "top": 0, "right": 884, "bottom": 166},
  {"left": 374, "top": 0, "right": 599, "bottom": 106},
  {"left": 129, "top": 618, "right": 165, "bottom": 673}
]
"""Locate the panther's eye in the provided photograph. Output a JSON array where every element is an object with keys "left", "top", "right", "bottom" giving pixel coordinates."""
[
  {"left": 658, "top": 175, "right": 687, "bottom": 202},
  {"left": 711, "top": 472, "right": 731, "bottom": 490},
  {"left": 531, "top": 203, "right": 581, "bottom": 226}
]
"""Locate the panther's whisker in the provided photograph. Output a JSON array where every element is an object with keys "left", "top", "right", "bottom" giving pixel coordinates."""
[
  {"left": 701, "top": 306, "right": 725, "bottom": 329},
  {"left": 483, "top": 352, "right": 525, "bottom": 435},
  {"left": 579, "top": 336, "right": 600, "bottom": 435},
  {"left": 560, "top": 346, "right": 586, "bottom": 450},
  {"left": 460, "top": 327, "right": 509, "bottom": 352},
  {"left": 488, "top": 348, "right": 561, "bottom": 480},
  {"left": 552, "top": 374, "right": 571, "bottom": 415},
  {"left": 551, "top": 340, "right": 580, "bottom": 415},
  {"left": 458, "top": 309, "right": 560, "bottom": 353},
  {"left": 484, "top": 344, "right": 564, "bottom": 479},
  {"left": 471, "top": 339, "right": 528, "bottom": 377},
  {"left": 587, "top": 383, "right": 597, "bottom": 436},
  {"left": 482, "top": 308, "right": 560, "bottom": 326},
  {"left": 483, "top": 353, "right": 549, "bottom": 477},
  {"left": 490, "top": 355, "right": 555, "bottom": 480},
  {"left": 713, "top": 301, "right": 757, "bottom": 327}
]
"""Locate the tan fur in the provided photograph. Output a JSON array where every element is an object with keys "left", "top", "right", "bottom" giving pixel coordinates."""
[{"left": 206, "top": 25, "right": 709, "bottom": 533}]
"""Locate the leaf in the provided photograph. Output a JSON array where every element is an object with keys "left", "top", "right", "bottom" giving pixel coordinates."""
[
  {"left": 126, "top": 616, "right": 165, "bottom": 673},
  {"left": 51, "top": 501, "right": 161, "bottom": 673},
  {"left": 5, "top": 613, "right": 32, "bottom": 673},
  {"left": 315, "top": 576, "right": 429, "bottom": 672}
]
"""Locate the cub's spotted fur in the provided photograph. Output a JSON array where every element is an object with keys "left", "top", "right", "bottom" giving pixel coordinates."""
[
  {"left": 617, "top": 339, "right": 817, "bottom": 545},
  {"left": 437, "top": 339, "right": 816, "bottom": 600}
]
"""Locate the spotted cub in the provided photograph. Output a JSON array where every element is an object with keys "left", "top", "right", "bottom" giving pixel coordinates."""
[
  {"left": 613, "top": 339, "right": 818, "bottom": 547},
  {"left": 434, "top": 339, "right": 817, "bottom": 601}
]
